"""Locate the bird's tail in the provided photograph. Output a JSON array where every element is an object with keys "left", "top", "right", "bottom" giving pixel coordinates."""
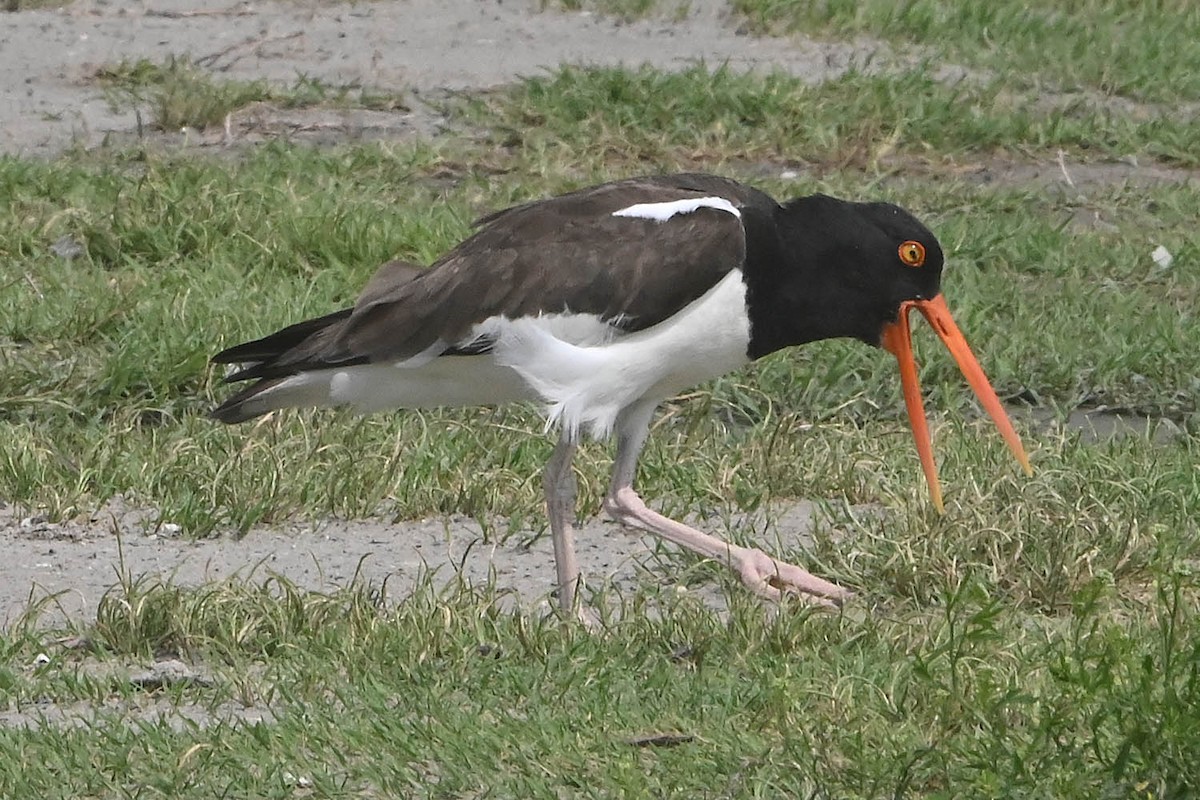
[
  {"left": 210, "top": 259, "right": 428, "bottom": 424},
  {"left": 209, "top": 310, "right": 351, "bottom": 424},
  {"left": 209, "top": 373, "right": 337, "bottom": 424}
]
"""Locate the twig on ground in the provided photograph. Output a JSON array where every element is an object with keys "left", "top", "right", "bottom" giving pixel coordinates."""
[
  {"left": 196, "top": 30, "right": 303, "bottom": 71},
  {"left": 145, "top": 8, "right": 256, "bottom": 19},
  {"left": 1056, "top": 148, "right": 1077, "bottom": 189}
]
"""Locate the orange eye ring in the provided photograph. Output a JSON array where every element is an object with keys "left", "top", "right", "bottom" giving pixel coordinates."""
[{"left": 898, "top": 240, "right": 926, "bottom": 267}]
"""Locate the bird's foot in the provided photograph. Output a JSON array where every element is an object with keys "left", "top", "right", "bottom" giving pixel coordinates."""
[
  {"left": 728, "top": 545, "right": 852, "bottom": 608},
  {"left": 604, "top": 486, "right": 851, "bottom": 607},
  {"left": 551, "top": 577, "right": 603, "bottom": 630}
]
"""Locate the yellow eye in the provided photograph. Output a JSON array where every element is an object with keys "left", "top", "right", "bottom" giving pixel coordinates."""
[{"left": 898, "top": 240, "right": 926, "bottom": 267}]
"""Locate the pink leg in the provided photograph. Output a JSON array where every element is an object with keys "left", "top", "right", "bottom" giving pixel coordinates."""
[
  {"left": 602, "top": 401, "right": 852, "bottom": 606},
  {"left": 543, "top": 435, "right": 583, "bottom": 616}
]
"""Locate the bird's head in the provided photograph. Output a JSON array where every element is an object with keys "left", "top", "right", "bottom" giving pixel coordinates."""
[
  {"left": 773, "top": 196, "right": 946, "bottom": 338},
  {"left": 775, "top": 195, "right": 1032, "bottom": 512}
]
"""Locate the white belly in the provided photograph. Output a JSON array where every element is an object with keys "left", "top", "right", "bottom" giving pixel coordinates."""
[{"left": 493, "top": 269, "right": 752, "bottom": 439}]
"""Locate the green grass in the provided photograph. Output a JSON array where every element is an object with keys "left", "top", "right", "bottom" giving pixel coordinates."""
[
  {"left": 541, "top": 0, "right": 666, "bottom": 20},
  {"left": 2, "top": 0, "right": 71, "bottom": 9},
  {"left": 2, "top": 23, "right": 1199, "bottom": 799},
  {"left": 543, "top": 0, "right": 1200, "bottom": 105},
  {"left": 468, "top": 64, "right": 1199, "bottom": 167},
  {"left": 1, "top": 563, "right": 1198, "bottom": 797},
  {"left": 95, "top": 58, "right": 407, "bottom": 132},
  {"left": 733, "top": 0, "right": 1200, "bottom": 105}
]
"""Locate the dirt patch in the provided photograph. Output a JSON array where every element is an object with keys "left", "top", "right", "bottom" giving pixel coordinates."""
[
  {"left": 0, "top": 693, "right": 275, "bottom": 731},
  {"left": 1, "top": 0, "right": 886, "bottom": 158},
  {"left": 941, "top": 155, "right": 1198, "bottom": 194},
  {"left": 903, "top": 152, "right": 1199, "bottom": 232},
  {"left": 738, "top": 151, "right": 1199, "bottom": 218},
  {"left": 1, "top": 495, "right": 855, "bottom": 626},
  {"left": 1011, "top": 405, "right": 1188, "bottom": 446},
  {"left": 0, "top": 655, "right": 275, "bottom": 731}
]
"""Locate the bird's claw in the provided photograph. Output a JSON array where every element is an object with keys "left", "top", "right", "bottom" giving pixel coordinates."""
[{"left": 733, "top": 547, "right": 852, "bottom": 607}]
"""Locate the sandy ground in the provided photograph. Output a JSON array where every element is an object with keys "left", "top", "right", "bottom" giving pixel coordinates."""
[
  {"left": 0, "top": 0, "right": 885, "bottom": 157},
  {"left": 2, "top": 494, "right": 863, "bottom": 626},
  {"left": 1, "top": 0, "right": 903, "bottom": 627}
]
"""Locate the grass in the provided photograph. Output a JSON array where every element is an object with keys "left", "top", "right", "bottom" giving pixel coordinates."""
[
  {"left": 545, "top": 0, "right": 1200, "bottom": 106},
  {"left": 541, "top": 0, "right": 690, "bottom": 22},
  {"left": 468, "top": 64, "right": 1200, "bottom": 167},
  {"left": 1, "top": 562, "right": 1197, "bottom": 796},
  {"left": 2, "top": 0, "right": 71, "bottom": 9},
  {"left": 542, "top": 0, "right": 655, "bottom": 18},
  {"left": 2, "top": 4, "right": 1200, "bottom": 796},
  {"left": 732, "top": 0, "right": 1200, "bottom": 105},
  {"left": 95, "top": 58, "right": 408, "bottom": 132}
]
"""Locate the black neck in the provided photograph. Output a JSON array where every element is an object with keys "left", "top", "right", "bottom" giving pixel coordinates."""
[{"left": 741, "top": 200, "right": 892, "bottom": 359}]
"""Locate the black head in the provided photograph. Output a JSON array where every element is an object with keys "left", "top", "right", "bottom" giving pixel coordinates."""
[
  {"left": 742, "top": 193, "right": 946, "bottom": 357},
  {"left": 789, "top": 194, "right": 945, "bottom": 336},
  {"left": 741, "top": 189, "right": 1032, "bottom": 513},
  {"left": 847, "top": 199, "right": 944, "bottom": 300}
]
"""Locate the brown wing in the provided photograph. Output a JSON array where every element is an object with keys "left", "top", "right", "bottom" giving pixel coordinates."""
[
  {"left": 226, "top": 174, "right": 777, "bottom": 380},
  {"left": 212, "top": 259, "right": 423, "bottom": 380}
]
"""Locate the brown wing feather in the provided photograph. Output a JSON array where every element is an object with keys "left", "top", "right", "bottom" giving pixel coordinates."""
[
  {"left": 228, "top": 174, "right": 775, "bottom": 381},
  {"left": 212, "top": 260, "right": 425, "bottom": 382}
]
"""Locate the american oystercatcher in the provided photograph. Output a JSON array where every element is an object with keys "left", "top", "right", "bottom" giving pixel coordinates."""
[{"left": 212, "top": 173, "right": 1031, "bottom": 610}]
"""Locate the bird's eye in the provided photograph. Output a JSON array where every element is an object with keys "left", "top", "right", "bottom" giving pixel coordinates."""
[{"left": 898, "top": 240, "right": 926, "bottom": 268}]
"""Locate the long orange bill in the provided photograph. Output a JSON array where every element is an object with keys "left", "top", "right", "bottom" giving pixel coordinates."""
[{"left": 880, "top": 294, "right": 1033, "bottom": 513}]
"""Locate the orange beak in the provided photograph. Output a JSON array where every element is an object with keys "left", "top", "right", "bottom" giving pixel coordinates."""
[{"left": 880, "top": 294, "right": 1032, "bottom": 513}]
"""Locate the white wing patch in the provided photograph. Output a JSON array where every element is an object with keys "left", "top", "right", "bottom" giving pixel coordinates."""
[{"left": 611, "top": 196, "right": 741, "bottom": 223}]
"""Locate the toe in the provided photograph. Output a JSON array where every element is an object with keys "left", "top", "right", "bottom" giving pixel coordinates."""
[{"left": 737, "top": 548, "right": 851, "bottom": 604}]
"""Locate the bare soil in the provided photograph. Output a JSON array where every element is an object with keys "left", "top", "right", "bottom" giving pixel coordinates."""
[
  {"left": 2, "top": 493, "right": 856, "bottom": 627},
  {"left": 0, "top": 0, "right": 883, "bottom": 157}
]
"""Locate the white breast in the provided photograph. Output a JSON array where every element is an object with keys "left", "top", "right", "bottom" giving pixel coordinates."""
[{"left": 493, "top": 269, "right": 752, "bottom": 439}]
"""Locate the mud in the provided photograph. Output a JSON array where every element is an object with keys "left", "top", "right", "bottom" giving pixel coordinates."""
[{"left": 2, "top": 494, "right": 852, "bottom": 626}]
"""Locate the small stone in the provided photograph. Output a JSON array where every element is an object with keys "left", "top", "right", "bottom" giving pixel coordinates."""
[
  {"left": 283, "top": 772, "right": 313, "bottom": 788},
  {"left": 49, "top": 234, "right": 84, "bottom": 261},
  {"left": 129, "top": 659, "right": 215, "bottom": 689}
]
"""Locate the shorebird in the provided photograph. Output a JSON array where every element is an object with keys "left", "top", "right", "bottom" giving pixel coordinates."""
[{"left": 212, "top": 173, "right": 1031, "bottom": 612}]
